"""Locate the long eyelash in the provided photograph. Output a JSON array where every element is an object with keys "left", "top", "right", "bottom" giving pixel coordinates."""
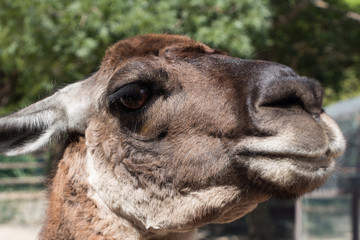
[{"left": 108, "top": 82, "right": 152, "bottom": 112}]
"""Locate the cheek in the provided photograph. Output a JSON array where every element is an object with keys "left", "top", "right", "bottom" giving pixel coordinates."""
[{"left": 165, "top": 134, "right": 232, "bottom": 189}]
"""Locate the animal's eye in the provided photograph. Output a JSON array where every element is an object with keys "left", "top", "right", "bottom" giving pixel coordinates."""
[{"left": 109, "top": 83, "right": 150, "bottom": 111}]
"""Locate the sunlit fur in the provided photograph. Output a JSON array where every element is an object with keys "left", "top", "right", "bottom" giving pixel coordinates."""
[{"left": 0, "top": 34, "right": 345, "bottom": 240}]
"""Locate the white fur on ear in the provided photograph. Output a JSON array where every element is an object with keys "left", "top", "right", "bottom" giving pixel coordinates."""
[
  {"left": 0, "top": 108, "right": 64, "bottom": 156},
  {"left": 0, "top": 75, "right": 99, "bottom": 156},
  {"left": 0, "top": 92, "right": 71, "bottom": 156}
]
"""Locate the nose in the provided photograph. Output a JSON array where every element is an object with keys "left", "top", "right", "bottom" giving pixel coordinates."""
[{"left": 253, "top": 63, "right": 323, "bottom": 116}]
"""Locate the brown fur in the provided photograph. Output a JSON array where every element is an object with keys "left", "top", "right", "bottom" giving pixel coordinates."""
[
  {"left": 0, "top": 34, "right": 345, "bottom": 239},
  {"left": 39, "top": 138, "right": 141, "bottom": 240}
]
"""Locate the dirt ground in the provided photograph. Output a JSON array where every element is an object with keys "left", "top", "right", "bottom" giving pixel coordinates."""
[
  {"left": 0, "top": 225, "right": 244, "bottom": 240},
  {"left": 0, "top": 224, "right": 41, "bottom": 240}
]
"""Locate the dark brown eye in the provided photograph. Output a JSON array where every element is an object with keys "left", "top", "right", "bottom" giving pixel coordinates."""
[
  {"left": 120, "top": 86, "right": 148, "bottom": 109},
  {"left": 109, "top": 83, "right": 150, "bottom": 111}
]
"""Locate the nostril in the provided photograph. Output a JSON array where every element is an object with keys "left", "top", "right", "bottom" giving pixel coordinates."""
[
  {"left": 255, "top": 76, "right": 324, "bottom": 116},
  {"left": 260, "top": 94, "right": 305, "bottom": 111}
]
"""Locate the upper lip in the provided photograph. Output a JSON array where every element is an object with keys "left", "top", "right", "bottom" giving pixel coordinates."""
[
  {"left": 234, "top": 149, "right": 331, "bottom": 161},
  {"left": 233, "top": 146, "right": 339, "bottom": 159},
  {"left": 234, "top": 151, "right": 335, "bottom": 170},
  {"left": 232, "top": 137, "right": 329, "bottom": 159}
]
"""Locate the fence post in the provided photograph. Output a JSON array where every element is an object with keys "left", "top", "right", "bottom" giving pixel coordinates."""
[{"left": 295, "top": 198, "right": 302, "bottom": 240}]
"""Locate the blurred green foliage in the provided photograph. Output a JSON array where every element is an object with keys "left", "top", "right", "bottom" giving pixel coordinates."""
[
  {"left": 345, "top": 0, "right": 360, "bottom": 9},
  {"left": 0, "top": 0, "right": 270, "bottom": 115},
  {"left": 266, "top": 0, "right": 360, "bottom": 105},
  {"left": 0, "top": 0, "right": 359, "bottom": 114}
]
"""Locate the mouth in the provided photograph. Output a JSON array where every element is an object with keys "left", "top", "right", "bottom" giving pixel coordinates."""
[
  {"left": 233, "top": 151, "right": 336, "bottom": 197},
  {"left": 235, "top": 151, "right": 335, "bottom": 173}
]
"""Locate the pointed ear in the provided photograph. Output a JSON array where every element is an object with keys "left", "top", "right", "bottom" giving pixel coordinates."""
[{"left": 0, "top": 75, "right": 98, "bottom": 156}]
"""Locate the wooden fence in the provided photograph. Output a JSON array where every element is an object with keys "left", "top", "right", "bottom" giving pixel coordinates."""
[{"left": 0, "top": 161, "right": 45, "bottom": 200}]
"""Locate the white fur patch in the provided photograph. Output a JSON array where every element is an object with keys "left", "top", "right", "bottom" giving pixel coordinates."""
[
  {"left": 234, "top": 112, "right": 345, "bottom": 188},
  {"left": 85, "top": 147, "right": 261, "bottom": 234},
  {"left": 319, "top": 113, "right": 346, "bottom": 156}
]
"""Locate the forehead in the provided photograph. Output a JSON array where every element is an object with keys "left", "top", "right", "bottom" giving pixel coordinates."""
[
  {"left": 101, "top": 34, "right": 232, "bottom": 92},
  {"left": 106, "top": 55, "right": 239, "bottom": 98},
  {"left": 99, "top": 34, "right": 223, "bottom": 75}
]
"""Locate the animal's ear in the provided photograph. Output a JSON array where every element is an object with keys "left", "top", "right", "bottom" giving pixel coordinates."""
[{"left": 0, "top": 75, "right": 98, "bottom": 156}]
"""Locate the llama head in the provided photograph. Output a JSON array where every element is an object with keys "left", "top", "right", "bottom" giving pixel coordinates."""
[{"left": 0, "top": 34, "right": 345, "bottom": 233}]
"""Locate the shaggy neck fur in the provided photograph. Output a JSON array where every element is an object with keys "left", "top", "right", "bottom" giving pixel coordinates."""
[{"left": 39, "top": 138, "right": 197, "bottom": 240}]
